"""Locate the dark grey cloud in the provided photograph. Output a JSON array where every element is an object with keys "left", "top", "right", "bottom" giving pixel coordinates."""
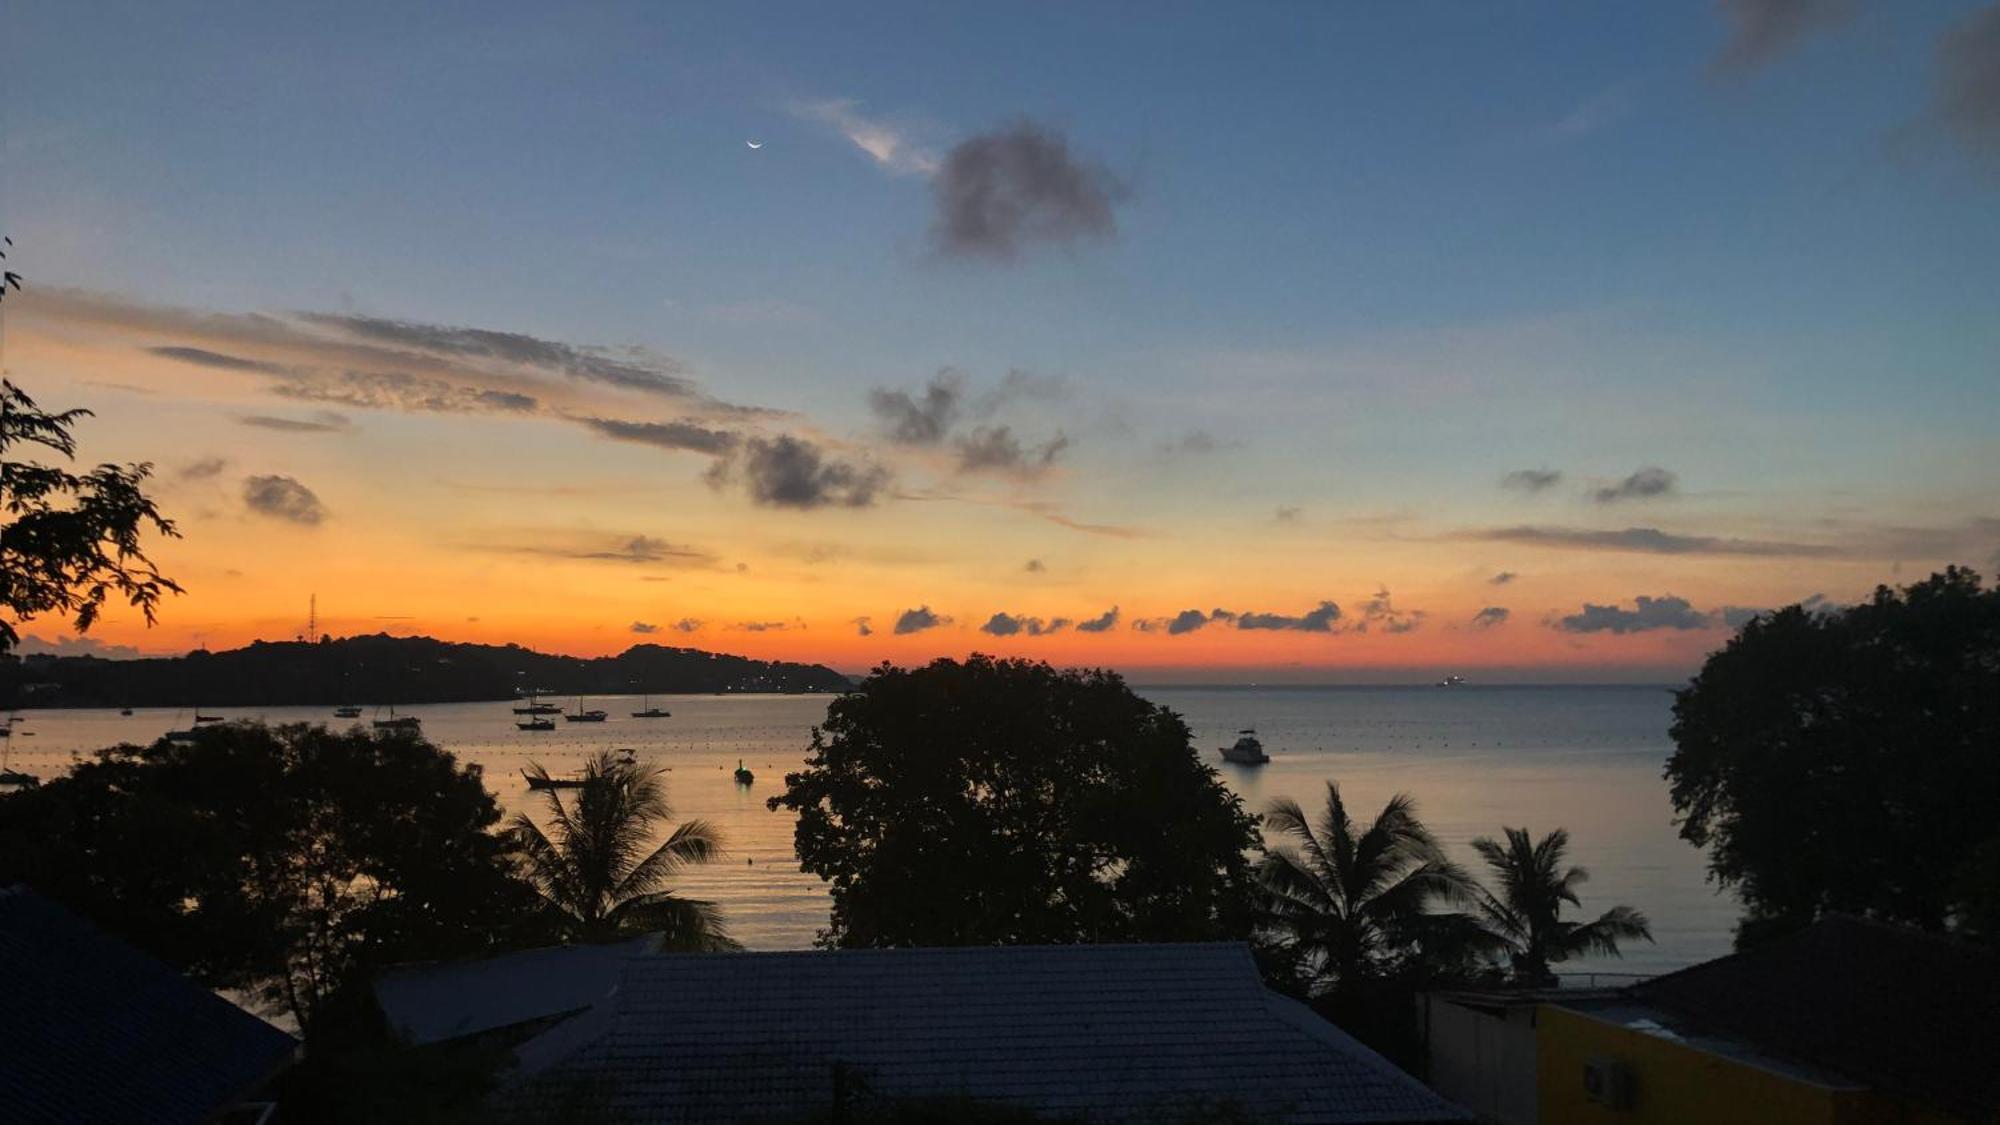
[
  {"left": 1075, "top": 607, "right": 1119, "bottom": 633},
  {"left": 298, "top": 313, "right": 697, "bottom": 398},
  {"left": 1501, "top": 468, "right": 1563, "bottom": 493},
  {"left": 579, "top": 416, "right": 739, "bottom": 456},
  {"left": 852, "top": 616, "right": 874, "bottom": 637},
  {"left": 1556, "top": 595, "right": 1713, "bottom": 634},
  {"left": 1464, "top": 525, "right": 1837, "bottom": 558},
  {"left": 1490, "top": 571, "right": 1518, "bottom": 585},
  {"left": 894, "top": 605, "right": 949, "bottom": 634},
  {"left": 147, "top": 345, "right": 292, "bottom": 376},
  {"left": 1355, "top": 588, "right": 1425, "bottom": 634},
  {"left": 243, "top": 475, "right": 326, "bottom": 526},
  {"left": 1470, "top": 606, "right": 1511, "bottom": 629},
  {"left": 1593, "top": 466, "right": 1678, "bottom": 504},
  {"left": 1024, "top": 558, "right": 1046, "bottom": 573},
  {"left": 235, "top": 410, "right": 351, "bottom": 434},
  {"left": 955, "top": 425, "right": 1070, "bottom": 476},
  {"left": 930, "top": 120, "right": 1125, "bottom": 261},
  {"left": 1937, "top": 3, "right": 2000, "bottom": 159},
  {"left": 13, "top": 633, "right": 144, "bottom": 659},
  {"left": 180, "top": 456, "right": 229, "bottom": 480},
  {"left": 706, "top": 435, "right": 890, "bottom": 509},
  {"left": 673, "top": 618, "right": 703, "bottom": 633},
  {"left": 630, "top": 621, "right": 659, "bottom": 634},
  {"left": 1714, "top": 0, "right": 1852, "bottom": 75},
  {"left": 1275, "top": 506, "right": 1303, "bottom": 524},
  {"left": 980, "top": 612, "right": 1071, "bottom": 637},
  {"left": 1236, "top": 601, "right": 1343, "bottom": 633},
  {"left": 869, "top": 371, "right": 964, "bottom": 444},
  {"left": 1166, "top": 608, "right": 1221, "bottom": 635}
]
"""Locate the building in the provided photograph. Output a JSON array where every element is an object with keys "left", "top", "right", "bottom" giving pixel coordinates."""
[
  {"left": 372, "top": 930, "right": 665, "bottom": 1048},
  {"left": 503, "top": 941, "right": 1471, "bottom": 1122},
  {"left": 0, "top": 886, "right": 298, "bottom": 1124}
]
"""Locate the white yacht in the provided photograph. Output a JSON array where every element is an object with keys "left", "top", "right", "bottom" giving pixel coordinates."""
[{"left": 1218, "top": 729, "right": 1270, "bottom": 765}]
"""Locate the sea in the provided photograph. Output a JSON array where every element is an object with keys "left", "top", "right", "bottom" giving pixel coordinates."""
[{"left": 0, "top": 684, "right": 1737, "bottom": 977}]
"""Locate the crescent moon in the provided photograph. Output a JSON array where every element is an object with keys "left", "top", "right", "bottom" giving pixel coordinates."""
[{"left": 746, "top": 141, "right": 763, "bottom": 149}]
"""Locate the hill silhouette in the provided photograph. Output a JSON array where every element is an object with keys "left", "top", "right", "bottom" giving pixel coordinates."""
[{"left": 0, "top": 634, "right": 852, "bottom": 708}]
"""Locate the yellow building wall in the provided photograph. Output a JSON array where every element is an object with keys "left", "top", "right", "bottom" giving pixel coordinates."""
[{"left": 1536, "top": 1004, "right": 1877, "bottom": 1125}]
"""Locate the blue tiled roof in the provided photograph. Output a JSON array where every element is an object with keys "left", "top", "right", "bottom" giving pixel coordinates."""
[
  {"left": 511, "top": 941, "right": 1467, "bottom": 1123},
  {"left": 374, "top": 931, "right": 663, "bottom": 1046},
  {"left": 0, "top": 887, "right": 298, "bottom": 1124}
]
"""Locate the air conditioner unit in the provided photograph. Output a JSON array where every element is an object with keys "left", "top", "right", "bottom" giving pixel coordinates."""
[{"left": 1583, "top": 1056, "right": 1635, "bottom": 1109}]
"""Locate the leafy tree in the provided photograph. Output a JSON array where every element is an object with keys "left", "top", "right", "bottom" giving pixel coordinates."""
[
  {"left": 1468, "top": 826, "right": 1651, "bottom": 986},
  {"left": 0, "top": 722, "right": 538, "bottom": 1031},
  {"left": 768, "top": 655, "right": 1260, "bottom": 947},
  {"left": 1668, "top": 567, "right": 2000, "bottom": 944},
  {"left": 1255, "top": 782, "right": 1493, "bottom": 997},
  {"left": 511, "top": 750, "right": 735, "bottom": 948},
  {"left": 0, "top": 247, "right": 181, "bottom": 655}
]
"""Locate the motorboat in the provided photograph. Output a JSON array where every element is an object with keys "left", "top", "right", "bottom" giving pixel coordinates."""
[
  {"left": 522, "top": 769, "right": 586, "bottom": 790},
  {"left": 1436, "top": 675, "right": 1466, "bottom": 688},
  {"left": 372, "top": 705, "right": 421, "bottom": 731},
  {"left": 193, "top": 712, "right": 225, "bottom": 724},
  {"left": 516, "top": 717, "right": 556, "bottom": 731},
  {"left": 1218, "top": 730, "right": 1270, "bottom": 765},
  {"left": 333, "top": 705, "right": 363, "bottom": 719},
  {"left": 733, "top": 759, "right": 755, "bottom": 785}
]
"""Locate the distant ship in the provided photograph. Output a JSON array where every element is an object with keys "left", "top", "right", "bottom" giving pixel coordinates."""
[
  {"left": 1218, "top": 729, "right": 1270, "bottom": 765},
  {"left": 631, "top": 690, "right": 670, "bottom": 719},
  {"left": 1436, "top": 675, "right": 1467, "bottom": 688},
  {"left": 372, "top": 705, "right": 421, "bottom": 731},
  {"left": 517, "top": 716, "right": 556, "bottom": 731},
  {"left": 333, "top": 705, "right": 363, "bottom": 719},
  {"left": 565, "top": 695, "right": 608, "bottom": 723}
]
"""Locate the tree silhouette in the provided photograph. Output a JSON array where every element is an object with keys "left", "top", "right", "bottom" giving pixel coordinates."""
[
  {"left": 1256, "top": 782, "right": 1493, "bottom": 997},
  {"left": 511, "top": 751, "right": 735, "bottom": 948},
  {"left": 769, "top": 655, "right": 1259, "bottom": 947},
  {"left": 0, "top": 245, "right": 180, "bottom": 654},
  {"left": 1468, "top": 826, "right": 1651, "bottom": 986}
]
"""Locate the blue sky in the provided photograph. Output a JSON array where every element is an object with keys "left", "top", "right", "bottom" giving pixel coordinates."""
[{"left": 3, "top": 2, "right": 1997, "bottom": 677}]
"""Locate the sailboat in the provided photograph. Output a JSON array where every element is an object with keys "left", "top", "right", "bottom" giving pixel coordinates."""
[
  {"left": 564, "top": 694, "right": 608, "bottom": 723},
  {"left": 373, "top": 704, "right": 421, "bottom": 731},
  {"left": 630, "top": 689, "right": 670, "bottom": 719},
  {"left": 192, "top": 709, "right": 224, "bottom": 723},
  {"left": 733, "top": 759, "right": 755, "bottom": 786}
]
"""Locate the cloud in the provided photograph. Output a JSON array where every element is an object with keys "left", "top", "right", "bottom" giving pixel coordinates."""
[
  {"left": 578, "top": 416, "right": 739, "bottom": 456},
  {"left": 1490, "top": 571, "right": 1518, "bottom": 585},
  {"left": 1274, "top": 506, "right": 1303, "bottom": 524},
  {"left": 13, "top": 633, "right": 143, "bottom": 659},
  {"left": 1076, "top": 607, "right": 1120, "bottom": 633},
  {"left": 869, "top": 371, "right": 964, "bottom": 444},
  {"left": 147, "top": 345, "right": 291, "bottom": 375},
  {"left": 1460, "top": 525, "right": 1837, "bottom": 558},
  {"left": 1501, "top": 468, "right": 1563, "bottom": 493},
  {"left": 272, "top": 370, "right": 540, "bottom": 415},
  {"left": 1236, "top": 601, "right": 1343, "bottom": 633},
  {"left": 1936, "top": 3, "right": 2000, "bottom": 160},
  {"left": 732, "top": 620, "right": 793, "bottom": 632},
  {"left": 851, "top": 616, "right": 874, "bottom": 637},
  {"left": 1555, "top": 594, "right": 1713, "bottom": 634},
  {"left": 1024, "top": 558, "right": 1046, "bottom": 573},
  {"left": 1156, "top": 430, "right": 1230, "bottom": 458},
  {"left": 180, "top": 456, "right": 229, "bottom": 480},
  {"left": 235, "top": 410, "right": 351, "bottom": 433},
  {"left": 980, "top": 612, "right": 1070, "bottom": 637},
  {"left": 630, "top": 621, "right": 659, "bottom": 634},
  {"left": 1713, "top": 0, "right": 1852, "bottom": 75},
  {"left": 1593, "top": 466, "right": 1678, "bottom": 504},
  {"left": 1166, "top": 609, "right": 1220, "bottom": 635},
  {"left": 793, "top": 99, "right": 940, "bottom": 176},
  {"left": 1470, "top": 606, "right": 1511, "bottom": 629},
  {"left": 893, "top": 606, "right": 949, "bottom": 634},
  {"left": 242, "top": 475, "right": 326, "bottom": 525},
  {"left": 1719, "top": 606, "right": 1767, "bottom": 629},
  {"left": 1550, "top": 83, "right": 1636, "bottom": 139},
  {"left": 706, "top": 435, "right": 890, "bottom": 509},
  {"left": 930, "top": 120, "right": 1126, "bottom": 261},
  {"left": 672, "top": 618, "right": 703, "bottom": 633},
  {"left": 1355, "top": 588, "right": 1425, "bottom": 634},
  {"left": 296, "top": 313, "right": 697, "bottom": 399},
  {"left": 499, "top": 535, "right": 712, "bottom": 566},
  {"left": 955, "top": 425, "right": 1070, "bottom": 476}
]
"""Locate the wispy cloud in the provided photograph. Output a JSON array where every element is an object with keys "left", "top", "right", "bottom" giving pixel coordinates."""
[
  {"left": 235, "top": 410, "right": 352, "bottom": 434},
  {"left": 1713, "top": 0, "right": 1852, "bottom": 75},
  {"left": 1593, "top": 466, "right": 1678, "bottom": 504},
  {"left": 1457, "top": 525, "right": 1839, "bottom": 558},
  {"left": 1470, "top": 606, "right": 1511, "bottom": 629},
  {"left": 1501, "top": 468, "right": 1563, "bottom": 494},
  {"left": 1936, "top": 3, "right": 2000, "bottom": 162},
  {"left": 793, "top": 99, "right": 940, "bottom": 176}
]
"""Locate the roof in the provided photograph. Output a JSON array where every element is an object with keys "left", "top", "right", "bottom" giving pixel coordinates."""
[
  {"left": 510, "top": 941, "right": 1468, "bottom": 1123},
  {"left": 374, "top": 931, "right": 663, "bottom": 1046},
  {"left": 1624, "top": 914, "right": 2000, "bottom": 1117},
  {"left": 0, "top": 886, "right": 298, "bottom": 1124}
]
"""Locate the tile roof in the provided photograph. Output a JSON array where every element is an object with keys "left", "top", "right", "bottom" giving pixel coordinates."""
[
  {"left": 374, "top": 931, "right": 663, "bottom": 1046},
  {"left": 510, "top": 941, "right": 1468, "bottom": 1123},
  {"left": 1627, "top": 914, "right": 2000, "bottom": 1118},
  {"left": 0, "top": 886, "right": 298, "bottom": 1124}
]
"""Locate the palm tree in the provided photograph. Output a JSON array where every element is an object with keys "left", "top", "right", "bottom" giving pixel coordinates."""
[
  {"left": 1255, "top": 781, "right": 1491, "bottom": 995},
  {"left": 1470, "top": 826, "right": 1652, "bottom": 986},
  {"left": 511, "top": 750, "right": 737, "bottom": 949}
]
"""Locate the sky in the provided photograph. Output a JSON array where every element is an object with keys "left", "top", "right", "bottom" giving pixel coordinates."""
[{"left": 2, "top": 1, "right": 1998, "bottom": 681}]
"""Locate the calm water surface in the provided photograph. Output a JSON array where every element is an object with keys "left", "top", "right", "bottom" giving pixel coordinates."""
[{"left": 1, "top": 685, "right": 1735, "bottom": 974}]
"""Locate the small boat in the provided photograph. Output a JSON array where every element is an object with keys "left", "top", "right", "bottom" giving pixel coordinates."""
[
  {"left": 1218, "top": 730, "right": 1270, "bottom": 765},
  {"left": 512, "top": 691, "right": 562, "bottom": 715},
  {"left": 631, "top": 691, "right": 670, "bottom": 719},
  {"left": 372, "top": 705, "right": 421, "bottom": 731},
  {"left": 564, "top": 696, "right": 608, "bottom": 723},
  {"left": 733, "top": 759, "right": 755, "bottom": 785},
  {"left": 0, "top": 769, "right": 39, "bottom": 789},
  {"left": 119, "top": 706, "right": 134, "bottom": 716},
  {"left": 193, "top": 712, "right": 225, "bottom": 724},
  {"left": 164, "top": 729, "right": 200, "bottom": 745},
  {"left": 1436, "top": 675, "right": 1466, "bottom": 688},
  {"left": 522, "top": 769, "right": 586, "bottom": 790},
  {"left": 517, "top": 717, "right": 556, "bottom": 731},
  {"left": 333, "top": 704, "right": 363, "bottom": 718}
]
